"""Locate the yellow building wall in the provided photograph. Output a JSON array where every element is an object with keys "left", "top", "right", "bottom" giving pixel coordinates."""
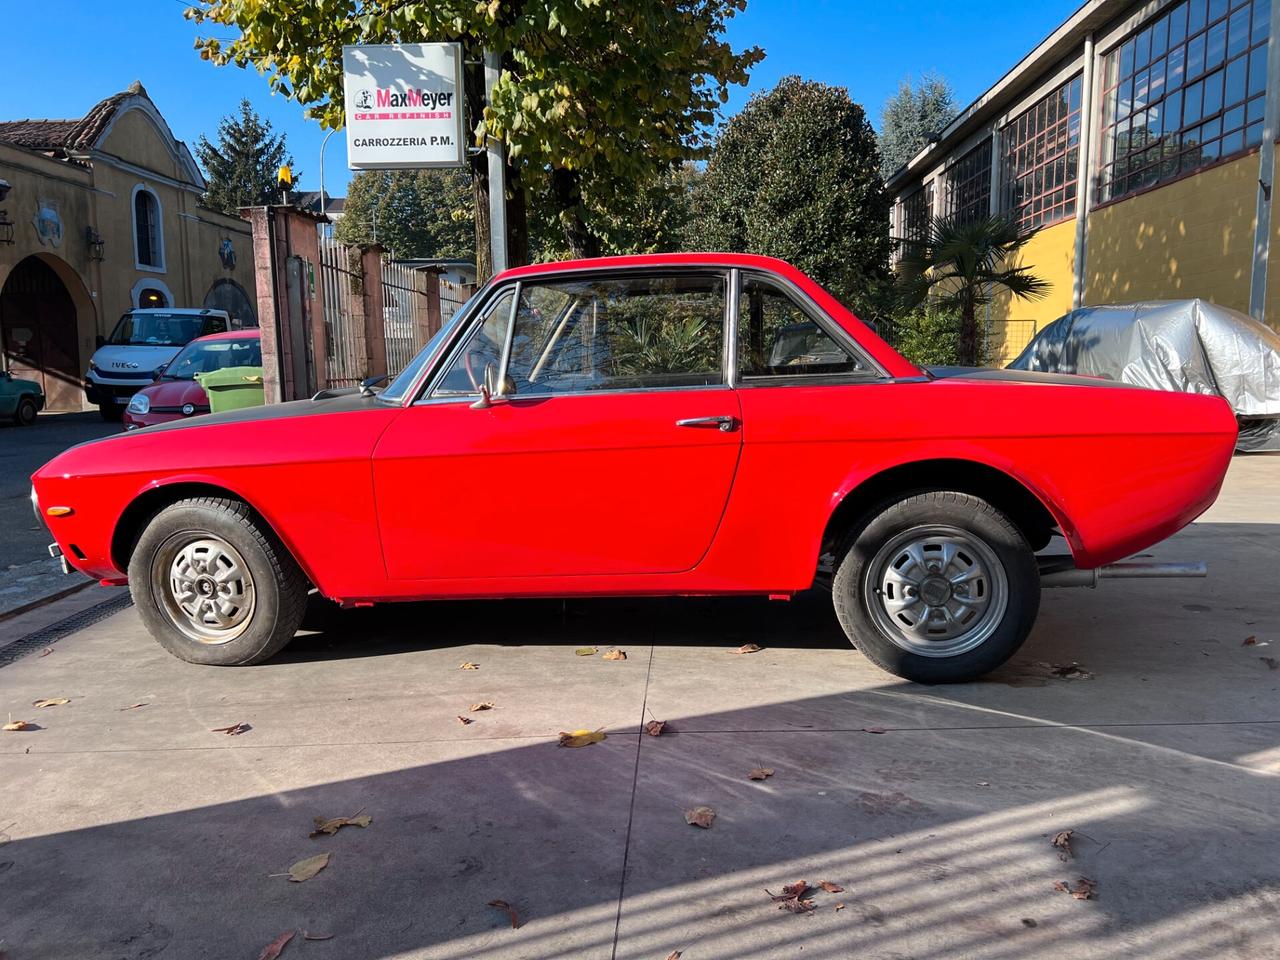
[
  {"left": 1085, "top": 153, "right": 1257, "bottom": 314},
  {"left": 987, "top": 217, "right": 1077, "bottom": 364}
]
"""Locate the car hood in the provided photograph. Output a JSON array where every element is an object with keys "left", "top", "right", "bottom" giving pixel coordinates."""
[
  {"left": 926, "top": 366, "right": 1146, "bottom": 389},
  {"left": 89, "top": 344, "right": 183, "bottom": 375},
  {"left": 138, "top": 378, "right": 208, "bottom": 407}
]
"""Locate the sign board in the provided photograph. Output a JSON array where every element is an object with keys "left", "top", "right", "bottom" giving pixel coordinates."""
[{"left": 342, "top": 43, "right": 466, "bottom": 169}]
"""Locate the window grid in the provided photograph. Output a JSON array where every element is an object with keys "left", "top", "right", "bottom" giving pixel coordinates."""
[
  {"left": 1000, "top": 75, "right": 1083, "bottom": 233},
  {"left": 944, "top": 139, "right": 993, "bottom": 226},
  {"left": 1099, "top": 0, "right": 1270, "bottom": 202},
  {"left": 900, "top": 181, "right": 933, "bottom": 245}
]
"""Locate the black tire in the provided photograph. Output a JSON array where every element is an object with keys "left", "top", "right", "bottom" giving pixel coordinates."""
[
  {"left": 99, "top": 402, "right": 123, "bottom": 422},
  {"left": 127, "top": 496, "right": 308, "bottom": 665},
  {"left": 832, "top": 491, "right": 1040, "bottom": 684},
  {"left": 14, "top": 396, "right": 37, "bottom": 426}
]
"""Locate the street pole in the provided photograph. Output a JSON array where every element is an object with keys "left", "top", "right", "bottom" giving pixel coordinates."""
[
  {"left": 318, "top": 127, "right": 337, "bottom": 233},
  {"left": 484, "top": 49, "right": 508, "bottom": 274}
]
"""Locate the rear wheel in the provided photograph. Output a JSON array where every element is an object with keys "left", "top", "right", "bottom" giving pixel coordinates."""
[
  {"left": 128, "top": 497, "right": 307, "bottom": 665},
  {"left": 14, "top": 396, "right": 37, "bottom": 426},
  {"left": 832, "top": 491, "right": 1039, "bottom": 683}
]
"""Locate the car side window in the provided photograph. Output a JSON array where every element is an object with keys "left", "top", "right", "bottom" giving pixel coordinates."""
[
  {"left": 431, "top": 289, "right": 516, "bottom": 397},
  {"left": 506, "top": 273, "right": 726, "bottom": 395},
  {"left": 737, "top": 278, "right": 865, "bottom": 379}
]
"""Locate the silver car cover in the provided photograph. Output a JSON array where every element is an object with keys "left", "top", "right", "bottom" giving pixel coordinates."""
[{"left": 1008, "top": 299, "right": 1280, "bottom": 450}]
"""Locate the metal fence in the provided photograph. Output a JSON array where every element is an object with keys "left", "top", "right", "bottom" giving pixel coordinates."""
[
  {"left": 986, "top": 318, "right": 1039, "bottom": 366},
  {"left": 380, "top": 260, "right": 435, "bottom": 377},
  {"left": 439, "top": 278, "right": 471, "bottom": 327},
  {"left": 318, "top": 235, "right": 364, "bottom": 388}
]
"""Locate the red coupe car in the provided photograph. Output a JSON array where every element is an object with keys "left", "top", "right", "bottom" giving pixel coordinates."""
[{"left": 31, "top": 254, "right": 1237, "bottom": 682}]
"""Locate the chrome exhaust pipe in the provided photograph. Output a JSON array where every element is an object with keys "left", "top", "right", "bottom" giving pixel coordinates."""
[{"left": 1040, "top": 560, "right": 1208, "bottom": 588}]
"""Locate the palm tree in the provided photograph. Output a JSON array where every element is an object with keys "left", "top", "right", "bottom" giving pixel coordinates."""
[{"left": 896, "top": 214, "right": 1051, "bottom": 366}]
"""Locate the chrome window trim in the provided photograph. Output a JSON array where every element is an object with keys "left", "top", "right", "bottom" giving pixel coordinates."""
[
  {"left": 725, "top": 268, "right": 741, "bottom": 389},
  {"left": 410, "top": 382, "right": 737, "bottom": 408},
  {"left": 419, "top": 281, "right": 520, "bottom": 401},
  {"left": 399, "top": 278, "right": 497, "bottom": 405}
]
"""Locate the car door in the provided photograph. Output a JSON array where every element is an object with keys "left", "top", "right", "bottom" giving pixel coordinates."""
[{"left": 372, "top": 270, "right": 743, "bottom": 582}]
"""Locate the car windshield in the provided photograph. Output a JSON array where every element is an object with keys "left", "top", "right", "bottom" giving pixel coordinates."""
[
  {"left": 108, "top": 312, "right": 207, "bottom": 347},
  {"left": 377, "top": 294, "right": 479, "bottom": 404},
  {"left": 160, "top": 338, "right": 261, "bottom": 380}
]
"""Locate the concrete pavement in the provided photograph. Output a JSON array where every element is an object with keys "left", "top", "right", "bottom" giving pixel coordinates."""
[{"left": 0, "top": 455, "right": 1277, "bottom": 959}]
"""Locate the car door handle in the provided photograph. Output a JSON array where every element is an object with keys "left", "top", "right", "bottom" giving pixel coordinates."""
[{"left": 675, "top": 415, "right": 739, "bottom": 432}]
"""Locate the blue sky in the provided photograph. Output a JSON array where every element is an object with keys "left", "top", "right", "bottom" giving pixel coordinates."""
[{"left": 0, "top": 0, "right": 1080, "bottom": 197}]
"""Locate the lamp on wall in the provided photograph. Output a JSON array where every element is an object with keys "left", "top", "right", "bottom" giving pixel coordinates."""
[
  {"left": 86, "top": 226, "right": 105, "bottom": 261},
  {"left": 0, "top": 178, "right": 13, "bottom": 245}
]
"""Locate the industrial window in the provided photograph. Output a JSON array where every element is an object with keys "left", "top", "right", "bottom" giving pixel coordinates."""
[
  {"left": 900, "top": 181, "right": 933, "bottom": 247},
  {"left": 133, "top": 186, "right": 164, "bottom": 270},
  {"left": 943, "top": 139, "right": 992, "bottom": 226},
  {"left": 1099, "top": 0, "right": 1270, "bottom": 202},
  {"left": 1000, "top": 75, "right": 1083, "bottom": 233}
]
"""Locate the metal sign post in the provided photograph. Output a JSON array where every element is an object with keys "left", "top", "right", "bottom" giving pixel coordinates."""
[{"left": 484, "top": 49, "right": 508, "bottom": 274}]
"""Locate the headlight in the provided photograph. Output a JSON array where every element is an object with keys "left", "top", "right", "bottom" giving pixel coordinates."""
[{"left": 127, "top": 393, "right": 150, "bottom": 415}]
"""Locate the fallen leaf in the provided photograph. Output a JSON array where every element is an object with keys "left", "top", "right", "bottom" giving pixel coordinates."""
[
  {"left": 766, "top": 881, "right": 815, "bottom": 913},
  {"left": 834, "top": 902, "right": 845, "bottom": 911},
  {"left": 819, "top": 880, "right": 844, "bottom": 893},
  {"left": 211, "top": 722, "right": 250, "bottom": 736},
  {"left": 1243, "top": 636, "right": 1257, "bottom": 645},
  {"left": 574, "top": 646, "right": 598, "bottom": 657},
  {"left": 460, "top": 661, "right": 480, "bottom": 670},
  {"left": 284, "top": 852, "right": 330, "bottom": 882},
  {"left": 469, "top": 701, "right": 495, "bottom": 711},
  {"left": 31, "top": 698, "right": 69, "bottom": 708},
  {"left": 487, "top": 899, "right": 520, "bottom": 929},
  {"left": 558, "top": 728, "right": 606, "bottom": 747},
  {"left": 1261, "top": 657, "right": 1279, "bottom": 670},
  {"left": 862, "top": 727, "right": 887, "bottom": 734},
  {"left": 731, "top": 643, "right": 762, "bottom": 655},
  {"left": 310, "top": 811, "right": 372, "bottom": 838},
  {"left": 457, "top": 715, "right": 474, "bottom": 725},
  {"left": 119, "top": 703, "right": 148, "bottom": 711},
  {"left": 780, "top": 880, "right": 809, "bottom": 898},
  {"left": 748, "top": 767, "right": 774, "bottom": 781},
  {"left": 602, "top": 648, "right": 627, "bottom": 661},
  {"left": 39, "top": 647, "right": 53, "bottom": 657},
  {"left": 1055, "top": 877, "right": 1096, "bottom": 900},
  {"left": 1051, "top": 830, "right": 1074, "bottom": 861},
  {"left": 685, "top": 806, "right": 716, "bottom": 828},
  {"left": 303, "top": 932, "right": 334, "bottom": 941},
  {"left": 645, "top": 720, "right": 666, "bottom": 736},
  {"left": 257, "top": 929, "right": 294, "bottom": 960},
  {"left": 2, "top": 720, "right": 35, "bottom": 732},
  {"left": 666, "top": 952, "right": 682, "bottom": 960}
]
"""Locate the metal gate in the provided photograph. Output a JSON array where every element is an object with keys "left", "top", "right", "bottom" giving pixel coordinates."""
[
  {"left": 318, "top": 235, "right": 363, "bottom": 388},
  {"left": 439, "top": 278, "right": 471, "bottom": 326},
  {"left": 380, "top": 260, "right": 434, "bottom": 376}
]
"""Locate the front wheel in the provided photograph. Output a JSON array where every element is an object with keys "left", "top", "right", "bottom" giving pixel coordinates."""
[
  {"left": 832, "top": 491, "right": 1040, "bottom": 683},
  {"left": 128, "top": 497, "right": 308, "bottom": 665}
]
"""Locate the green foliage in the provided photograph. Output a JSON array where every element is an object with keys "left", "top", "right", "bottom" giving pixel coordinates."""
[
  {"left": 896, "top": 214, "right": 1050, "bottom": 366},
  {"left": 890, "top": 306, "right": 982, "bottom": 368},
  {"left": 878, "top": 74, "right": 957, "bottom": 178},
  {"left": 185, "top": 0, "right": 762, "bottom": 257},
  {"left": 690, "top": 76, "right": 893, "bottom": 319},
  {"left": 195, "top": 99, "right": 295, "bottom": 215},
  {"left": 336, "top": 169, "right": 474, "bottom": 260}
]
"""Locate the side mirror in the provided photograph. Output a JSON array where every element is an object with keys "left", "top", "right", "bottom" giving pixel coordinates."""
[{"left": 470, "top": 363, "right": 515, "bottom": 409}]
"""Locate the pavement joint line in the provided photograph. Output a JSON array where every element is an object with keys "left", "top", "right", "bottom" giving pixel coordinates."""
[
  {"left": 0, "top": 591, "right": 134, "bottom": 667},
  {"left": 609, "top": 642, "right": 656, "bottom": 960}
]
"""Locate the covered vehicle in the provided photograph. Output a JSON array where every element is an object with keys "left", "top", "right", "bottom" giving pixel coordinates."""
[
  {"left": 1008, "top": 299, "right": 1280, "bottom": 450},
  {"left": 123, "top": 330, "right": 262, "bottom": 430},
  {"left": 85, "top": 308, "right": 230, "bottom": 421},
  {"left": 32, "top": 255, "right": 1237, "bottom": 684},
  {"left": 1, "top": 369, "right": 44, "bottom": 426}
]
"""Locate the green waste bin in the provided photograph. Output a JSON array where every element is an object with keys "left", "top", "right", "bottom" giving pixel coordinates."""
[{"left": 197, "top": 366, "right": 266, "bottom": 414}]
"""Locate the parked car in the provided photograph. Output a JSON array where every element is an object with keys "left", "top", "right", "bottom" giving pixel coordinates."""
[
  {"left": 1, "top": 369, "right": 44, "bottom": 426},
  {"left": 31, "top": 254, "right": 1237, "bottom": 682},
  {"left": 123, "top": 330, "right": 262, "bottom": 430},
  {"left": 85, "top": 308, "right": 230, "bottom": 421}
]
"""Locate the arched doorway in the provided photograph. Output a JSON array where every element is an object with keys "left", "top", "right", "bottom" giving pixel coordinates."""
[
  {"left": 203, "top": 278, "right": 257, "bottom": 327},
  {"left": 1, "top": 256, "right": 82, "bottom": 411}
]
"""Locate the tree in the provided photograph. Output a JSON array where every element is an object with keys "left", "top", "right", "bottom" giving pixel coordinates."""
[
  {"left": 878, "top": 74, "right": 957, "bottom": 178},
  {"left": 195, "top": 100, "right": 295, "bottom": 215},
  {"left": 336, "top": 169, "right": 474, "bottom": 260},
  {"left": 896, "top": 214, "right": 1051, "bottom": 366},
  {"left": 186, "top": 1, "right": 762, "bottom": 275},
  {"left": 690, "top": 76, "right": 893, "bottom": 319}
]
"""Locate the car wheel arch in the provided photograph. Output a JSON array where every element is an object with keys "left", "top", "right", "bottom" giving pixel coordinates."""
[
  {"left": 819, "top": 458, "right": 1074, "bottom": 561},
  {"left": 110, "top": 480, "right": 317, "bottom": 591}
]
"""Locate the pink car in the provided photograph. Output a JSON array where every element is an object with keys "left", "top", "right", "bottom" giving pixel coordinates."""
[{"left": 122, "top": 329, "right": 260, "bottom": 429}]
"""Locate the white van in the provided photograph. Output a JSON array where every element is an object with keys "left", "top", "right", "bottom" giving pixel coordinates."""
[{"left": 85, "top": 308, "right": 230, "bottom": 420}]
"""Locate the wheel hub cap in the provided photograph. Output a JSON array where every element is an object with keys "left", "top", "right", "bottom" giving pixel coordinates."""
[
  {"left": 158, "top": 536, "right": 256, "bottom": 645},
  {"left": 863, "top": 525, "right": 1009, "bottom": 658}
]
